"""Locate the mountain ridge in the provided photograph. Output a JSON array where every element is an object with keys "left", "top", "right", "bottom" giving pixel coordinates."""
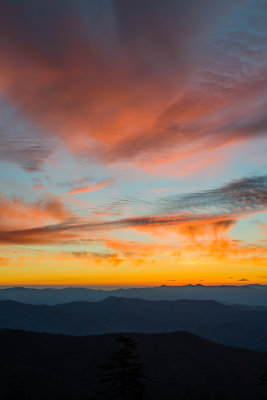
[
  {"left": 0, "top": 328, "right": 266, "bottom": 400},
  {"left": 1, "top": 297, "right": 267, "bottom": 351},
  {"left": 1, "top": 284, "right": 267, "bottom": 306}
]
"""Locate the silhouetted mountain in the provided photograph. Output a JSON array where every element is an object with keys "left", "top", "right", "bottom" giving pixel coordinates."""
[
  {"left": 0, "top": 329, "right": 266, "bottom": 400},
  {"left": 1, "top": 297, "right": 267, "bottom": 350},
  {"left": 0, "top": 300, "right": 106, "bottom": 335},
  {"left": 1, "top": 284, "right": 267, "bottom": 306}
]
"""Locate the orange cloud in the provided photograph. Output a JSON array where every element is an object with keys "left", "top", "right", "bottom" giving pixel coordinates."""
[
  {"left": 0, "top": 256, "right": 9, "bottom": 266},
  {"left": 67, "top": 251, "right": 124, "bottom": 267},
  {"left": 0, "top": 1, "right": 265, "bottom": 172},
  {"left": 67, "top": 180, "right": 113, "bottom": 195},
  {"left": 177, "top": 219, "right": 236, "bottom": 242},
  {"left": 0, "top": 193, "right": 72, "bottom": 231},
  {"left": 0, "top": 193, "right": 79, "bottom": 244},
  {"left": 105, "top": 238, "right": 176, "bottom": 256},
  {"left": 0, "top": 175, "right": 266, "bottom": 247}
]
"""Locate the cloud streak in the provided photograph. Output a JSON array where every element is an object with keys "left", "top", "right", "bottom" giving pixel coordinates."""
[
  {"left": 0, "top": 175, "right": 266, "bottom": 244},
  {"left": 67, "top": 179, "right": 113, "bottom": 195}
]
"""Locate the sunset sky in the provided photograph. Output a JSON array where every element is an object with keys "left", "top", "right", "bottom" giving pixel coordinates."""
[{"left": 0, "top": 0, "right": 266, "bottom": 287}]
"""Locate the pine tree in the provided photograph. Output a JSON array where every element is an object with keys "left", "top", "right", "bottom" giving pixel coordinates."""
[{"left": 91, "top": 334, "right": 146, "bottom": 400}]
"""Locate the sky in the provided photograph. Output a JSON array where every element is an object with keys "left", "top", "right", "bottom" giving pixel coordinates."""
[{"left": 0, "top": 0, "right": 266, "bottom": 287}]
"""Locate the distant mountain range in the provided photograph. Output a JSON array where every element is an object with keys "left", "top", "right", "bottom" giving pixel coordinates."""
[
  {"left": 1, "top": 297, "right": 267, "bottom": 351},
  {"left": 0, "top": 329, "right": 266, "bottom": 400},
  {"left": 1, "top": 284, "right": 267, "bottom": 306}
]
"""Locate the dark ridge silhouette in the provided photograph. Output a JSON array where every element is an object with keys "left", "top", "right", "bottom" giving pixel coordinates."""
[
  {"left": 1, "top": 297, "right": 267, "bottom": 350},
  {"left": 0, "top": 329, "right": 266, "bottom": 400},
  {"left": 1, "top": 284, "right": 267, "bottom": 306}
]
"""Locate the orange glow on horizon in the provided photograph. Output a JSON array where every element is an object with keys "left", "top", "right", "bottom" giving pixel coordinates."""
[{"left": 1, "top": 245, "right": 266, "bottom": 287}]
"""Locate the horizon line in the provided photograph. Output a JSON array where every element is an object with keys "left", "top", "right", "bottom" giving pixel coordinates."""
[{"left": 0, "top": 283, "right": 266, "bottom": 290}]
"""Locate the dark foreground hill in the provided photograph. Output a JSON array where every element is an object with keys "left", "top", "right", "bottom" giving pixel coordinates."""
[
  {"left": 1, "top": 297, "right": 267, "bottom": 351},
  {"left": 0, "top": 329, "right": 266, "bottom": 400}
]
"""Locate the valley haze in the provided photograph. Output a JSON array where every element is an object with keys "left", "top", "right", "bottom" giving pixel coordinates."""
[{"left": 1, "top": 284, "right": 267, "bottom": 306}]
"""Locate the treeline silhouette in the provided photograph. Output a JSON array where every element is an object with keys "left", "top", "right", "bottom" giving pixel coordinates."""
[{"left": 0, "top": 329, "right": 267, "bottom": 400}]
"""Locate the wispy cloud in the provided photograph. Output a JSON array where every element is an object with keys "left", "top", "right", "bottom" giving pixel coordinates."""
[
  {"left": 0, "top": 98, "right": 53, "bottom": 171},
  {"left": 157, "top": 175, "right": 267, "bottom": 218},
  {"left": 67, "top": 179, "right": 113, "bottom": 195},
  {"left": 0, "top": 175, "right": 266, "bottom": 244},
  {"left": 0, "top": 1, "right": 266, "bottom": 170}
]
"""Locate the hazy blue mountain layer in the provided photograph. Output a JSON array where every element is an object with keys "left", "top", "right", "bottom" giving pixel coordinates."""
[{"left": 1, "top": 297, "right": 267, "bottom": 351}]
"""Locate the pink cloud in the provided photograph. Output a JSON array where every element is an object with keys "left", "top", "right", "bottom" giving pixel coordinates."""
[
  {"left": 0, "top": 1, "right": 265, "bottom": 172},
  {"left": 0, "top": 192, "right": 73, "bottom": 231},
  {"left": 67, "top": 180, "right": 113, "bottom": 195}
]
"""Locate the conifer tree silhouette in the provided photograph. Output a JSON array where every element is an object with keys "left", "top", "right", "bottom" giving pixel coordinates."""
[{"left": 91, "top": 334, "right": 146, "bottom": 400}]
